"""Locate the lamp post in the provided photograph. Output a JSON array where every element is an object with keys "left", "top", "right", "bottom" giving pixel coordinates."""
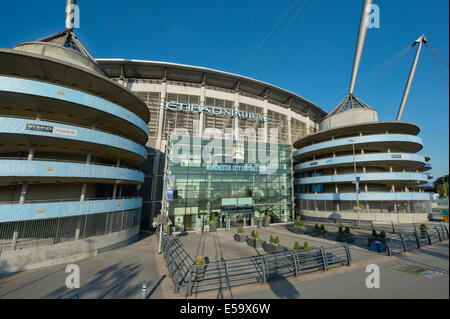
[
  {"left": 349, "top": 139, "right": 360, "bottom": 228},
  {"left": 158, "top": 121, "right": 172, "bottom": 254}
]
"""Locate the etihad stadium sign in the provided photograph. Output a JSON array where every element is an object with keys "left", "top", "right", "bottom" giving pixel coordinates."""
[{"left": 164, "top": 101, "right": 267, "bottom": 122}]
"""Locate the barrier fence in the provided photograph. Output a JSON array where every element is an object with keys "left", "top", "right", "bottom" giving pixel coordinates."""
[
  {"left": 160, "top": 233, "right": 351, "bottom": 296},
  {"left": 0, "top": 208, "right": 141, "bottom": 252},
  {"left": 386, "top": 224, "right": 449, "bottom": 256}
]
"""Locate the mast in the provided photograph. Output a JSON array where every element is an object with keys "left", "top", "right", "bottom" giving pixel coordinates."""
[
  {"left": 348, "top": 0, "right": 373, "bottom": 96},
  {"left": 396, "top": 35, "right": 427, "bottom": 121},
  {"left": 65, "top": 0, "right": 77, "bottom": 30}
]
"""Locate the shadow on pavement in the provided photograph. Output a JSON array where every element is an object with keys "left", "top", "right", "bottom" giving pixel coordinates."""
[
  {"left": 44, "top": 262, "right": 143, "bottom": 299},
  {"left": 267, "top": 276, "right": 300, "bottom": 299}
]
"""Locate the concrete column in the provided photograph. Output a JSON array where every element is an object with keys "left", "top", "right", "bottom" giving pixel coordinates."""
[
  {"left": 157, "top": 81, "right": 167, "bottom": 150},
  {"left": 263, "top": 97, "right": 268, "bottom": 143},
  {"left": 234, "top": 90, "right": 239, "bottom": 140},
  {"left": 199, "top": 83, "right": 206, "bottom": 137},
  {"left": 74, "top": 217, "right": 81, "bottom": 240},
  {"left": 19, "top": 146, "right": 35, "bottom": 204},
  {"left": 287, "top": 108, "right": 292, "bottom": 147},
  {"left": 80, "top": 152, "right": 92, "bottom": 201},
  {"left": 11, "top": 227, "right": 19, "bottom": 250}
]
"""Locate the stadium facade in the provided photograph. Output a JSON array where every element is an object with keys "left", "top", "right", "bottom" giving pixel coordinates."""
[{"left": 97, "top": 59, "right": 327, "bottom": 230}]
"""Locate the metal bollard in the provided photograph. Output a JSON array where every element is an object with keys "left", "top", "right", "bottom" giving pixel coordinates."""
[{"left": 141, "top": 281, "right": 147, "bottom": 299}]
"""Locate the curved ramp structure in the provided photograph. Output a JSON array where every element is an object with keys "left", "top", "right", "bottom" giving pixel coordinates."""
[{"left": 0, "top": 29, "right": 149, "bottom": 271}]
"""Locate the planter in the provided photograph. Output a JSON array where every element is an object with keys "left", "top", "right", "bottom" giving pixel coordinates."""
[
  {"left": 209, "top": 223, "right": 217, "bottom": 232},
  {"left": 292, "top": 226, "right": 305, "bottom": 234},
  {"left": 262, "top": 219, "right": 270, "bottom": 227},
  {"left": 367, "top": 236, "right": 386, "bottom": 247},
  {"left": 247, "top": 237, "right": 263, "bottom": 248},
  {"left": 311, "top": 230, "right": 327, "bottom": 238},
  {"left": 264, "top": 242, "right": 285, "bottom": 254},
  {"left": 420, "top": 229, "right": 427, "bottom": 239},
  {"left": 234, "top": 233, "right": 247, "bottom": 242},
  {"left": 336, "top": 232, "right": 355, "bottom": 243}
]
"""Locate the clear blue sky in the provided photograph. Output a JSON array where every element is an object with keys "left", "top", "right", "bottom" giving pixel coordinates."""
[{"left": 1, "top": 0, "right": 448, "bottom": 179}]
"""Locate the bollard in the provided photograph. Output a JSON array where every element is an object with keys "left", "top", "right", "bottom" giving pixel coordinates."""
[{"left": 141, "top": 281, "right": 147, "bottom": 299}]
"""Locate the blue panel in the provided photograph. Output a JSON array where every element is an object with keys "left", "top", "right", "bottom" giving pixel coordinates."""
[
  {"left": 296, "top": 172, "right": 429, "bottom": 185},
  {"left": 294, "top": 134, "right": 423, "bottom": 157},
  {"left": 0, "top": 160, "right": 144, "bottom": 182},
  {"left": 0, "top": 197, "right": 143, "bottom": 222},
  {"left": 295, "top": 153, "right": 426, "bottom": 171},
  {"left": 0, "top": 76, "right": 148, "bottom": 135},
  {"left": 0, "top": 117, "right": 146, "bottom": 159},
  {"left": 297, "top": 192, "right": 432, "bottom": 201}
]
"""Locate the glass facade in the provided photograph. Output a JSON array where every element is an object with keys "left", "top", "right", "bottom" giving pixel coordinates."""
[{"left": 167, "top": 136, "right": 293, "bottom": 232}]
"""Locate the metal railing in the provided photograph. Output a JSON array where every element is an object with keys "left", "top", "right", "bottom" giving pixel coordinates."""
[
  {"left": 386, "top": 224, "right": 449, "bottom": 256},
  {"left": 0, "top": 208, "right": 141, "bottom": 252},
  {"left": 160, "top": 234, "right": 351, "bottom": 296},
  {"left": 300, "top": 215, "right": 374, "bottom": 229}
]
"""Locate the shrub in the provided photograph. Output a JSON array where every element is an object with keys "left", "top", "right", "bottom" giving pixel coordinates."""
[
  {"left": 300, "top": 221, "right": 304, "bottom": 227},
  {"left": 251, "top": 230, "right": 255, "bottom": 238},
  {"left": 372, "top": 229, "right": 377, "bottom": 237},
  {"left": 338, "top": 226, "right": 343, "bottom": 233},
  {"left": 320, "top": 224, "right": 325, "bottom": 231},
  {"left": 264, "top": 214, "right": 271, "bottom": 220},
  {"left": 294, "top": 241, "right": 300, "bottom": 250},
  {"left": 303, "top": 242, "right": 309, "bottom": 249},
  {"left": 269, "top": 235, "right": 274, "bottom": 243},
  {"left": 379, "top": 230, "right": 386, "bottom": 238},
  {"left": 253, "top": 231, "right": 259, "bottom": 239},
  {"left": 274, "top": 236, "right": 280, "bottom": 245},
  {"left": 344, "top": 227, "right": 350, "bottom": 234},
  {"left": 420, "top": 224, "right": 427, "bottom": 230},
  {"left": 237, "top": 226, "right": 244, "bottom": 234},
  {"left": 315, "top": 224, "right": 319, "bottom": 230},
  {"left": 195, "top": 256, "right": 206, "bottom": 271}
]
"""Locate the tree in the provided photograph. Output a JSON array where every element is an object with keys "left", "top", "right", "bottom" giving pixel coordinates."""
[{"left": 439, "top": 182, "right": 449, "bottom": 198}]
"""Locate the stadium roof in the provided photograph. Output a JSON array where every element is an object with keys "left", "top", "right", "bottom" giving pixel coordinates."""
[{"left": 96, "top": 59, "right": 328, "bottom": 122}]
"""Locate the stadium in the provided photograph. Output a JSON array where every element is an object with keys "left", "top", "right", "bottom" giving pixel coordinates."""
[{"left": 0, "top": 0, "right": 435, "bottom": 270}]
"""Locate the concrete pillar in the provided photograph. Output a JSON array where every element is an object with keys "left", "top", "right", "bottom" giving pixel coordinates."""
[
  {"left": 234, "top": 90, "right": 239, "bottom": 140},
  {"left": 11, "top": 227, "right": 19, "bottom": 250},
  {"left": 19, "top": 146, "right": 35, "bottom": 204},
  {"left": 81, "top": 152, "right": 92, "bottom": 201},
  {"left": 263, "top": 96, "right": 268, "bottom": 143},
  {"left": 74, "top": 217, "right": 82, "bottom": 240},
  {"left": 199, "top": 82, "right": 206, "bottom": 137},
  {"left": 157, "top": 80, "right": 167, "bottom": 150}
]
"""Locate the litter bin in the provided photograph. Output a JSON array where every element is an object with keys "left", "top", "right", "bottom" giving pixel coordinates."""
[{"left": 370, "top": 240, "right": 386, "bottom": 253}]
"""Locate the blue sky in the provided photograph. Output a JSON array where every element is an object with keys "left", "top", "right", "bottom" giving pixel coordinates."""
[{"left": 0, "top": 0, "right": 448, "bottom": 179}]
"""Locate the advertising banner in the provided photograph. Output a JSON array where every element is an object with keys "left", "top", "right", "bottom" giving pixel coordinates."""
[{"left": 165, "top": 175, "right": 175, "bottom": 201}]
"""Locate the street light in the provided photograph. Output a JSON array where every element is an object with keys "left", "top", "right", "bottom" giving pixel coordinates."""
[
  {"left": 158, "top": 121, "right": 173, "bottom": 254},
  {"left": 349, "top": 139, "right": 360, "bottom": 228}
]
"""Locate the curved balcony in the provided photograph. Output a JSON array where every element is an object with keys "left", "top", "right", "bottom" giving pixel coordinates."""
[
  {"left": 0, "top": 76, "right": 148, "bottom": 143},
  {"left": 0, "top": 117, "right": 147, "bottom": 165},
  {"left": 293, "top": 134, "right": 423, "bottom": 160},
  {"left": 0, "top": 48, "right": 149, "bottom": 123},
  {"left": 295, "top": 153, "right": 427, "bottom": 172},
  {"left": 296, "top": 192, "right": 432, "bottom": 201},
  {"left": 295, "top": 172, "right": 430, "bottom": 185},
  {"left": 0, "top": 197, "right": 143, "bottom": 222},
  {"left": 0, "top": 159, "right": 144, "bottom": 184}
]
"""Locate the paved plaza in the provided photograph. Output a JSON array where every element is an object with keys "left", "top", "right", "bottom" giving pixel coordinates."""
[{"left": 0, "top": 223, "right": 448, "bottom": 299}]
